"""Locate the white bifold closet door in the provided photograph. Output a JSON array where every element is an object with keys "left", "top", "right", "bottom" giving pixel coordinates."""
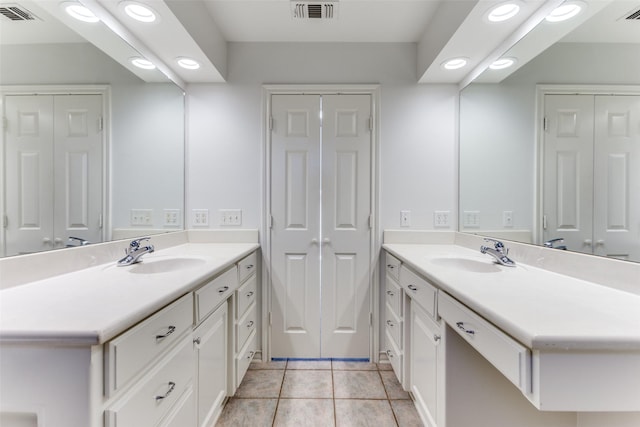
[
  {"left": 270, "top": 93, "right": 372, "bottom": 358},
  {"left": 4, "top": 94, "right": 103, "bottom": 255},
  {"left": 543, "top": 94, "right": 640, "bottom": 261}
]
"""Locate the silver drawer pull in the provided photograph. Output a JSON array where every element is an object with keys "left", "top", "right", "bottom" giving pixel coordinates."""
[
  {"left": 407, "top": 284, "right": 418, "bottom": 292},
  {"left": 218, "top": 286, "right": 230, "bottom": 294},
  {"left": 245, "top": 264, "right": 254, "bottom": 270},
  {"left": 247, "top": 320, "right": 255, "bottom": 328},
  {"left": 246, "top": 291, "right": 255, "bottom": 298},
  {"left": 155, "top": 381, "right": 175, "bottom": 402},
  {"left": 193, "top": 337, "right": 201, "bottom": 345},
  {"left": 386, "top": 320, "right": 394, "bottom": 327},
  {"left": 387, "top": 264, "right": 395, "bottom": 270},
  {"left": 386, "top": 349, "right": 394, "bottom": 358},
  {"left": 247, "top": 351, "right": 255, "bottom": 360},
  {"left": 386, "top": 290, "right": 394, "bottom": 297},
  {"left": 434, "top": 334, "right": 441, "bottom": 342},
  {"left": 456, "top": 321, "right": 475, "bottom": 335},
  {"left": 155, "top": 326, "right": 176, "bottom": 341}
]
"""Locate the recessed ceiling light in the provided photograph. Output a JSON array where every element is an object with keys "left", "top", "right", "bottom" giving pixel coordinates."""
[
  {"left": 487, "top": 2, "right": 521, "bottom": 22},
  {"left": 442, "top": 58, "right": 468, "bottom": 70},
  {"left": 177, "top": 57, "right": 201, "bottom": 70},
  {"left": 62, "top": 2, "right": 99, "bottom": 23},
  {"left": 489, "top": 57, "right": 517, "bottom": 70},
  {"left": 121, "top": 1, "right": 157, "bottom": 22},
  {"left": 545, "top": 1, "right": 584, "bottom": 22},
  {"left": 130, "top": 57, "right": 156, "bottom": 70}
]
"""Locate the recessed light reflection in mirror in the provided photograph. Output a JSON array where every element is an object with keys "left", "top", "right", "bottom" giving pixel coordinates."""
[
  {"left": 121, "top": 1, "right": 157, "bottom": 22},
  {"left": 130, "top": 57, "right": 156, "bottom": 69},
  {"left": 489, "top": 57, "right": 516, "bottom": 70},
  {"left": 546, "top": 1, "right": 585, "bottom": 22},
  {"left": 487, "top": 2, "right": 521, "bottom": 22},
  {"left": 177, "top": 57, "right": 200, "bottom": 70},
  {"left": 62, "top": 2, "right": 99, "bottom": 22},
  {"left": 443, "top": 57, "right": 468, "bottom": 70}
]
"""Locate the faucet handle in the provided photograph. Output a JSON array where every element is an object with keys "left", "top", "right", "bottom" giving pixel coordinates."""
[
  {"left": 483, "top": 237, "right": 504, "bottom": 250},
  {"left": 128, "top": 237, "right": 151, "bottom": 252}
]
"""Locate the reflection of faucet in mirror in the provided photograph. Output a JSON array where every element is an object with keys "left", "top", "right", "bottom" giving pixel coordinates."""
[
  {"left": 480, "top": 238, "right": 516, "bottom": 267},
  {"left": 544, "top": 238, "right": 567, "bottom": 250},
  {"left": 66, "top": 237, "right": 91, "bottom": 248},
  {"left": 117, "top": 237, "right": 155, "bottom": 266}
]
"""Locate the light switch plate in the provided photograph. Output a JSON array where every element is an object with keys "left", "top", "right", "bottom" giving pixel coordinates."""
[
  {"left": 192, "top": 209, "right": 209, "bottom": 227},
  {"left": 434, "top": 211, "right": 451, "bottom": 228},
  {"left": 400, "top": 210, "right": 411, "bottom": 227},
  {"left": 130, "top": 209, "right": 152, "bottom": 226},
  {"left": 463, "top": 211, "right": 480, "bottom": 227},
  {"left": 219, "top": 209, "right": 242, "bottom": 226}
]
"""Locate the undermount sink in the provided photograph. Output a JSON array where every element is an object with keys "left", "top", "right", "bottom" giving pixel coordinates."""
[
  {"left": 430, "top": 257, "right": 502, "bottom": 273},
  {"left": 127, "top": 256, "right": 207, "bottom": 274}
]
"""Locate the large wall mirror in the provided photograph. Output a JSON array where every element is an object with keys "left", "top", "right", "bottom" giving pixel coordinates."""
[
  {"left": 0, "top": 0, "right": 185, "bottom": 257},
  {"left": 460, "top": 0, "right": 640, "bottom": 263}
]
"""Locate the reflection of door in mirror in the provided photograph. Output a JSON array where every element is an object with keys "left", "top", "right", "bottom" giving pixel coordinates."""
[
  {"left": 4, "top": 93, "right": 104, "bottom": 256},
  {"left": 543, "top": 93, "right": 640, "bottom": 262}
]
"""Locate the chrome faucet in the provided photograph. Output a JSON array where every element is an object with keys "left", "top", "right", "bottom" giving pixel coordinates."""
[
  {"left": 544, "top": 238, "right": 567, "bottom": 250},
  {"left": 117, "top": 237, "right": 154, "bottom": 266},
  {"left": 480, "top": 238, "right": 516, "bottom": 267}
]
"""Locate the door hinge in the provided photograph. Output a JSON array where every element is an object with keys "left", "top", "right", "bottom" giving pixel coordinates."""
[
  {"left": 269, "top": 116, "right": 274, "bottom": 131},
  {"left": 368, "top": 214, "right": 373, "bottom": 229},
  {"left": 269, "top": 312, "right": 272, "bottom": 326},
  {"left": 268, "top": 214, "right": 273, "bottom": 229},
  {"left": 369, "top": 312, "right": 373, "bottom": 326},
  {"left": 543, "top": 214, "right": 548, "bottom": 230},
  {"left": 98, "top": 213, "right": 103, "bottom": 229},
  {"left": 3, "top": 214, "right": 8, "bottom": 228},
  {"left": 98, "top": 116, "right": 104, "bottom": 131},
  {"left": 368, "top": 116, "right": 373, "bottom": 131},
  {"left": 543, "top": 117, "right": 548, "bottom": 131}
]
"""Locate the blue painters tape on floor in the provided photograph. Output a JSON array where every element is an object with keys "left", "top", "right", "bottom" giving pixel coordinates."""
[{"left": 271, "top": 357, "right": 370, "bottom": 362}]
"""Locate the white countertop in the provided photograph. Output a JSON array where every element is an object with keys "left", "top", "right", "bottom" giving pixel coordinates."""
[
  {"left": 384, "top": 243, "right": 640, "bottom": 351},
  {"left": 0, "top": 243, "right": 259, "bottom": 345}
]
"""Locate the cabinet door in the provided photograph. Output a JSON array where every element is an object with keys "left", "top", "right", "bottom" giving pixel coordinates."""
[
  {"left": 411, "top": 302, "right": 442, "bottom": 427},
  {"left": 194, "top": 302, "right": 228, "bottom": 427}
]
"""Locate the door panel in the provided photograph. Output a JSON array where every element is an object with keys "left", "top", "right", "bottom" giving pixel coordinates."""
[
  {"left": 4, "top": 95, "right": 55, "bottom": 255},
  {"left": 321, "top": 94, "right": 371, "bottom": 358},
  {"left": 270, "top": 93, "right": 372, "bottom": 359},
  {"left": 270, "top": 94, "right": 322, "bottom": 358},
  {"left": 593, "top": 95, "right": 640, "bottom": 261},
  {"left": 543, "top": 95, "right": 595, "bottom": 254}
]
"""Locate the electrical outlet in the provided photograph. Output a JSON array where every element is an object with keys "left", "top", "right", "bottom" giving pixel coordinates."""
[
  {"left": 192, "top": 209, "right": 209, "bottom": 227},
  {"left": 434, "top": 211, "right": 451, "bottom": 228},
  {"left": 503, "top": 210, "right": 514, "bottom": 227},
  {"left": 130, "top": 209, "right": 152, "bottom": 226},
  {"left": 219, "top": 209, "right": 242, "bottom": 226},
  {"left": 163, "top": 209, "right": 180, "bottom": 227},
  {"left": 463, "top": 211, "right": 480, "bottom": 228},
  {"left": 400, "top": 210, "right": 411, "bottom": 227}
]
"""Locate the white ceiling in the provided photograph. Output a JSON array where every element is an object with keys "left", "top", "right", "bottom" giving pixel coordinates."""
[{"left": 3, "top": 0, "right": 640, "bottom": 86}]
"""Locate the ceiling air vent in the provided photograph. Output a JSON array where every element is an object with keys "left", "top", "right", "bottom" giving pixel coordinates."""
[
  {"left": 0, "top": 3, "right": 38, "bottom": 21},
  {"left": 625, "top": 6, "right": 640, "bottom": 20},
  {"left": 291, "top": 1, "right": 338, "bottom": 19}
]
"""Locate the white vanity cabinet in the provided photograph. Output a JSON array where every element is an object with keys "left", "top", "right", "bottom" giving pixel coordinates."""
[
  {"left": 193, "top": 301, "right": 228, "bottom": 427},
  {"left": 399, "top": 263, "right": 444, "bottom": 427},
  {"left": 230, "top": 251, "right": 258, "bottom": 394}
]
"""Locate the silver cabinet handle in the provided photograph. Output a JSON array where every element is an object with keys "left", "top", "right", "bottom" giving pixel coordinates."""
[
  {"left": 386, "top": 320, "right": 394, "bottom": 327},
  {"left": 386, "top": 290, "right": 394, "bottom": 297},
  {"left": 434, "top": 334, "right": 441, "bottom": 342},
  {"left": 246, "top": 264, "right": 254, "bottom": 270},
  {"left": 246, "top": 291, "right": 255, "bottom": 298},
  {"left": 155, "top": 326, "right": 176, "bottom": 341},
  {"left": 456, "top": 321, "right": 475, "bottom": 335},
  {"left": 218, "top": 286, "right": 230, "bottom": 294},
  {"left": 247, "top": 320, "right": 255, "bottom": 328},
  {"left": 247, "top": 351, "right": 255, "bottom": 360},
  {"left": 155, "top": 382, "right": 175, "bottom": 401},
  {"left": 193, "top": 337, "right": 201, "bottom": 345},
  {"left": 386, "top": 349, "right": 394, "bottom": 358},
  {"left": 322, "top": 238, "right": 331, "bottom": 245},
  {"left": 407, "top": 284, "right": 418, "bottom": 292},
  {"left": 387, "top": 264, "right": 395, "bottom": 270},
  {"left": 311, "top": 238, "right": 319, "bottom": 245}
]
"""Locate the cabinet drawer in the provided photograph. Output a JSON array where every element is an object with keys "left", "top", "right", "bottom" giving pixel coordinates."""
[
  {"left": 385, "top": 303, "right": 402, "bottom": 349},
  {"left": 385, "top": 252, "right": 401, "bottom": 282},
  {"left": 238, "top": 251, "right": 257, "bottom": 284},
  {"left": 105, "top": 293, "right": 193, "bottom": 396},
  {"left": 384, "top": 329, "right": 403, "bottom": 381},
  {"left": 236, "top": 330, "right": 257, "bottom": 387},
  {"left": 195, "top": 266, "right": 237, "bottom": 324},
  {"left": 385, "top": 275, "right": 403, "bottom": 317},
  {"left": 158, "top": 386, "right": 195, "bottom": 427},
  {"left": 105, "top": 336, "right": 195, "bottom": 427},
  {"left": 236, "top": 303, "right": 257, "bottom": 352},
  {"left": 236, "top": 273, "right": 257, "bottom": 319},
  {"left": 438, "top": 292, "right": 531, "bottom": 393},
  {"left": 400, "top": 265, "right": 437, "bottom": 318}
]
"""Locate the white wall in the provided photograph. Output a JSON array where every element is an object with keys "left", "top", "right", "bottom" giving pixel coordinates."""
[{"left": 186, "top": 42, "right": 459, "bottom": 233}]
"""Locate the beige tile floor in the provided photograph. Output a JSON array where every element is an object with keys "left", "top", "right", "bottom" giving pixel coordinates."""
[{"left": 215, "top": 360, "right": 424, "bottom": 427}]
